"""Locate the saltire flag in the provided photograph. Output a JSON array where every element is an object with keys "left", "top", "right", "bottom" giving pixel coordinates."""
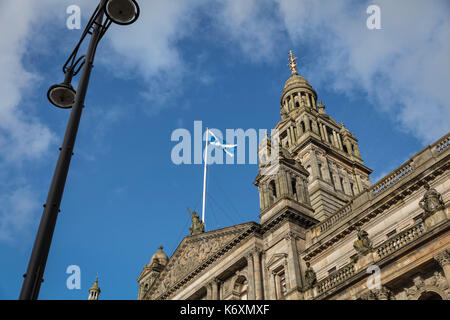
[{"left": 208, "top": 130, "right": 237, "bottom": 157}]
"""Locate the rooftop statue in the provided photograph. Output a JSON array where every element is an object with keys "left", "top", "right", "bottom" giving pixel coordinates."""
[
  {"left": 353, "top": 227, "right": 372, "bottom": 256},
  {"left": 419, "top": 182, "right": 445, "bottom": 218},
  {"left": 304, "top": 261, "right": 317, "bottom": 289},
  {"left": 187, "top": 208, "right": 205, "bottom": 236}
]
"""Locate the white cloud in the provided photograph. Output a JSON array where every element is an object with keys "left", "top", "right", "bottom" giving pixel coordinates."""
[
  {"left": 274, "top": 0, "right": 450, "bottom": 143},
  {"left": 0, "top": 0, "right": 56, "bottom": 164},
  {"left": 0, "top": 186, "right": 40, "bottom": 242}
]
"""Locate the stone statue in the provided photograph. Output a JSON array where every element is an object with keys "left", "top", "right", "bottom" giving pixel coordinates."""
[
  {"left": 280, "top": 107, "right": 288, "bottom": 119},
  {"left": 419, "top": 182, "right": 445, "bottom": 218},
  {"left": 304, "top": 262, "right": 317, "bottom": 289},
  {"left": 187, "top": 208, "right": 204, "bottom": 236},
  {"left": 353, "top": 227, "right": 372, "bottom": 256}
]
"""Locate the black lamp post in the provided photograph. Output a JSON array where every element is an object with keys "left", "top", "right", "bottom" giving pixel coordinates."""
[{"left": 19, "top": 0, "right": 140, "bottom": 300}]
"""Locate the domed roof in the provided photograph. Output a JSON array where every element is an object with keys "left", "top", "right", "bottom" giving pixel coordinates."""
[
  {"left": 149, "top": 245, "right": 169, "bottom": 267},
  {"left": 281, "top": 74, "right": 316, "bottom": 101},
  {"left": 89, "top": 276, "right": 100, "bottom": 292}
]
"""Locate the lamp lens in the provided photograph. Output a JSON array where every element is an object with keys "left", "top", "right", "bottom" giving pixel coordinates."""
[
  {"left": 106, "top": 0, "right": 136, "bottom": 24},
  {"left": 50, "top": 86, "right": 75, "bottom": 108}
]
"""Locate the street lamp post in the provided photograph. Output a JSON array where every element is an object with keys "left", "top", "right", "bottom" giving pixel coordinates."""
[{"left": 19, "top": 0, "right": 140, "bottom": 300}]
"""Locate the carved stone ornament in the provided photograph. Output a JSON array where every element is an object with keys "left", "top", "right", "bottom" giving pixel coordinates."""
[
  {"left": 360, "top": 286, "right": 394, "bottom": 300},
  {"left": 431, "top": 271, "right": 449, "bottom": 290},
  {"left": 146, "top": 226, "right": 250, "bottom": 299},
  {"left": 404, "top": 275, "right": 425, "bottom": 298},
  {"left": 187, "top": 208, "right": 205, "bottom": 236},
  {"left": 434, "top": 249, "right": 450, "bottom": 268},
  {"left": 419, "top": 182, "right": 445, "bottom": 218},
  {"left": 353, "top": 227, "right": 373, "bottom": 256},
  {"left": 304, "top": 262, "right": 317, "bottom": 289}
]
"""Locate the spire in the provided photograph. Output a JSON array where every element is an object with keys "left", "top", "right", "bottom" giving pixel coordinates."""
[
  {"left": 88, "top": 276, "right": 101, "bottom": 300},
  {"left": 288, "top": 50, "right": 298, "bottom": 75}
]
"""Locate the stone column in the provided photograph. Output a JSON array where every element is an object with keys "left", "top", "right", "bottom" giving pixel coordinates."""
[
  {"left": 206, "top": 282, "right": 213, "bottom": 300},
  {"left": 337, "top": 133, "right": 344, "bottom": 150},
  {"left": 322, "top": 124, "right": 330, "bottom": 143},
  {"left": 309, "top": 151, "right": 320, "bottom": 178},
  {"left": 290, "top": 127, "right": 296, "bottom": 143},
  {"left": 246, "top": 253, "right": 256, "bottom": 299},
  {"left": 261, "top": 252, "right": 269, "bottom": 299},
  {"left": 285, "top": 232, "right": 303, "bottom": 290},
  {"left": 253, "top": 249, "right": 264, "bottom": 300},
  {"left": 286, "top": 171, "right": 293, "bottom": 198},
  {"left": 434, "top": 249, "right": 450, "bottom": 284},
  {"left": 287, "top": 128, "right": 293, "bottom": 147},
  {"left": 258, "top": 186, "right": 264, "bottom": 210},
  {"left": 296, "top": 122, "right": 302, "bottom": 139},
  {"left": 211, "top": 278, "right": 220, "bottom": 300},
  {"left": 311, "top": 95, "right": 316, "bottom": 108},
  {"left": 318, "top": 122, "right": 326, "bottom": 141},
  {"left": 271, "top": 271, "right": 279, "bottom": 300},
  {"left": 332, "top": 131, "right": 339, "bottom": 149}
]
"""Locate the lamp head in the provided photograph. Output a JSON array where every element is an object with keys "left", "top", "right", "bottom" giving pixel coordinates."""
[
  {"left": 105, "top": 0, "right": 140, "bottom": 25},
  {"left": 47, "top": 82, "right": 76, "bottom": 109}
]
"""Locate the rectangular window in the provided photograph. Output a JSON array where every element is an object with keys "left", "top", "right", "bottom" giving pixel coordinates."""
[
  {"left": 280, "top": 273, "right": 287, "bottom": 296},
  {"left": 328, "top": 267, "right": 337, "bottom": 276},
  {"left": 386, "top": 230, "right": 397, "bottom": 239},
  {"left": 413, "top": 214, "right": 423, "bottom": 224}
]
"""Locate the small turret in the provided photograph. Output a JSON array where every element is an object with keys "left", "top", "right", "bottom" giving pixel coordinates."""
[{"left": 88, "top": 276, "right": 101, "bottom": 300}]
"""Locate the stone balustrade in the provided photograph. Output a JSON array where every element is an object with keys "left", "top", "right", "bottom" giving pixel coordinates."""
[
  {"left": 315, "top": 263, "right": 355, "bottom": 296},
  {"left": 433, "top": 134, "right": 449, "bottom": 154},
  {"left": 310, "top": 133, "right": 449, "bottom": 239},
  {"left": 371, "top": 161, "right": 414, "bottom": 196},
  {"left": 318, "top": 202, "right": 352, "bottom": 233},
  {"left": 376, "top": 222, "right": 425, "bottom": 259},
  {"left": 313, "top": 221, "right": 427, "bottom": 298}
]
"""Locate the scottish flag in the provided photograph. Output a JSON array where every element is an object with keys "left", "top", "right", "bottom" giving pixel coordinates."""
[{"left": 209, "top": 130, "right": 237, "bottom": 157}]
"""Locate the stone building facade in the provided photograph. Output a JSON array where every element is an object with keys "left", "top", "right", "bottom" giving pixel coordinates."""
[{"left": 137, "top": 52, "right": 450, "bottom": 301}]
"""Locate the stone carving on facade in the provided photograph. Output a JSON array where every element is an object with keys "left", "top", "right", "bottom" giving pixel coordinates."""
[
  {"left": 404, "top": 275, "right": 425, "bottom": 298},
  {"left": 353, "top": 227, "right": 372, "bottom": 256},
  {"left": 431, "top": 271, "right": 449, "bottom": 290},
  {"left": 146, "top": 227, "right": 246, "bottom": 299},
  {"left": 434, "top": 249, "right": 450, "bottom": 268},
  {"left": 304, "top": 262, "right": 317, "bottom": 289},
  {"left": 419, "top": 182, "right": 445, "bottom": 218},
  {"left": 360, "top": 286, "right": 394, "bottom": 300},
  {"left": 187, "top": 208, "right": 205, "bottom": 236},
  {"left": 402, "top": 272, "right": 449, "bottom": 300}
]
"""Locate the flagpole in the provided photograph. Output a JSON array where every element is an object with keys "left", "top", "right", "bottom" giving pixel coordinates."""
[{"left": 201, "top": 127, "right": 209, "bottom": 228}]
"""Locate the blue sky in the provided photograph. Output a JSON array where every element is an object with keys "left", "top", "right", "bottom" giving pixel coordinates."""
[{"left": 0, "top": 0, "right": 449, "bottom": 300}]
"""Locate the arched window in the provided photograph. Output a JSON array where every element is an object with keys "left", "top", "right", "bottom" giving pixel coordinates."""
[
  {"left": 234, "top": 276, "right": 248, "bottom": 300},
  {"left": 300, "top": 121, "right": 306, "bottom": 134},
  {"left": 291, "top": 177, "right": 297, "bottom": 198},
  {"left": 418, "top": 291, "right": 443, "bottom": 300},
  {"left": 269, "top": 180, "right": 277, "bottom": 199},
  {"left": 343, "top": 145, "right": 349, "bottom": 154}
]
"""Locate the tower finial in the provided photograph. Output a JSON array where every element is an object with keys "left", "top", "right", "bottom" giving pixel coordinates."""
[{"left": 288, "top": 50, "right": 298, "bottom": 75}]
